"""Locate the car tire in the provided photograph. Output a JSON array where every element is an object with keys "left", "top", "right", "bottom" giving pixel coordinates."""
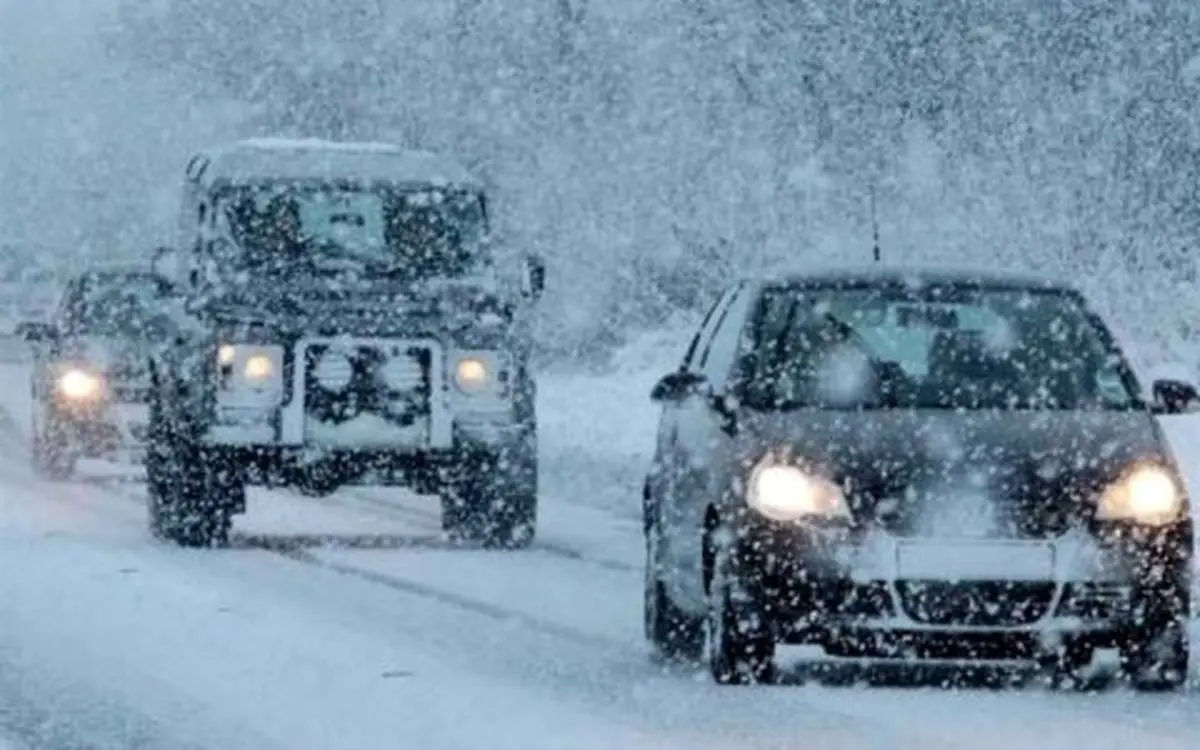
[
  {"left": 32, "top": 408, "right": 76, "bottom": 480},
  {"left": 705, "top": 541, "right": 775, "bottom": 685},
  {"left": 440, "top": 438, "right": 537, "bottom": 550},
  {"left": 294, "top": 468, "right": 343, "bottom": 497},
  {"left": 643, "top": 523, "right": 704, "bottom": 661},
  {"left": 1120, "top": 584, "right": 1190, "bottom": 692},
  {"left": 145, "top": 392, "right": 240, "bottom": 548}
]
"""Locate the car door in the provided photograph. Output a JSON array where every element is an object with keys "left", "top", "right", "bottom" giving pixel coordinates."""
[
  {"left": 661, "top": 284, "right": 759, "bottom": 609},
  {"left": 649, "top": 289, "right": 738, "bottom": 494}
]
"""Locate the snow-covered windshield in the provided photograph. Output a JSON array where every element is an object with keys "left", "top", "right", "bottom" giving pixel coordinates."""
[
  {"left": 217, "top": 183, "right": 489, "bottom": 281},
  {"left": 745, "top": 285, "right": 1140, "bottom": 411},
  {"left": 67, "top": 274, "right": 170, "bottom": 337}
]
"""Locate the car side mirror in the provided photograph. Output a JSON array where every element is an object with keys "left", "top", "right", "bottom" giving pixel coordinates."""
[
  {"left": 650, "top": 370, "right": 707, "bottom": 403},
  {"left": 522, "top": 254, "right": 546, "bottom": 301},
  {"left": 15, "top": 320, "right": 57, "bottom": 343},
  {"left": 1151, "top": 378, "right": 1200, "bottom": 415}
]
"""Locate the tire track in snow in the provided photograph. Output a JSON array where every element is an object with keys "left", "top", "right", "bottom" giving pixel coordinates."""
[
  {"left": 8, "top": 440, "right": 1200, "bottom": 747},
  {"left": 62, "top": 477, "right": 637, "bottom": 654},
  {"left": 328, "top": 487, "right": 637, "bottom": 573}
]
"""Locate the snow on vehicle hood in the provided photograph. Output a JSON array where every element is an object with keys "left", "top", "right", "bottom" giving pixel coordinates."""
[
  {"left": 66, "top": 335, "right": 154, "bottom": 381},
  {"left": 198, "top": 277, "right": 516, "bottom": 341}
]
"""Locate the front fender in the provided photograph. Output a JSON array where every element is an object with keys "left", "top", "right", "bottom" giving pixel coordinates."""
[{"left": 149, "top": 328, "right": 218, "bottom": 439}]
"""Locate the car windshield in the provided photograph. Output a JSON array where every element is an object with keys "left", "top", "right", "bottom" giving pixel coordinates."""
[
  {"left": 216, "top": 182, "right": 489, "bottom": 282},
  {"left": 69, "top": 276, "right": 168, "bottom": 336},
  {"left": 743, "top": 284, "right": 1141, "bottom": 411}
]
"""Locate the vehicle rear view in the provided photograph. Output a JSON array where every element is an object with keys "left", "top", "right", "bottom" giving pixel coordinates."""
[{"left": 643, "top": 268, "right": 1195, "bottom": 689}]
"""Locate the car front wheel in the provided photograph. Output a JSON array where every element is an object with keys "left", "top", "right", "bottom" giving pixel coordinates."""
[
  {"left": 643, "top": 522, "right": 703, "bottom": 661},
  {"left": 705, "top": 537, "right": 775, "bottom": 685},
  {"left": 1121, "top": 583, "right": 1190, "bottom": 691}
]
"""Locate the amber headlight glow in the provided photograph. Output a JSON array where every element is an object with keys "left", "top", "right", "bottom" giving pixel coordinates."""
[
  {"left": 57, "top": 368, "right": 104, "bottom": 400},
  {"left": 1097, "top": 464, "right": 1185, "bottom": 526},
  {"left": 746, "top": 459, "right": 850, "bottom": 522},
  {"left": 453, "top": 357, "right": 490, "bottom": 393},
  {"left": 243, "top": 354, "right": 274, "bottom": 381},
  {"left": 214, "top": 343, "right": 284, "bottom": 403}
]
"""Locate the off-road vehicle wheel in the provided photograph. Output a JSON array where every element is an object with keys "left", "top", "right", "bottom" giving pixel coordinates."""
[
  {"left": 440, "top": 437, "right": 537, "bottom": 550},
  {"left": 145, "top": 394, "right": 242, "bottom": 548}
]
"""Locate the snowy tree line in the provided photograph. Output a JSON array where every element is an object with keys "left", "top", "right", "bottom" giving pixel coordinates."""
[{"left": 104, "top": 0, "right": 1200, "bottom": 365}]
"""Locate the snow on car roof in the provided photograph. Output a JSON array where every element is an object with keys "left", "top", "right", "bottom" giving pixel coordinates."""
[
  {"left": 764, "top": 263, "right": 1078, "bottom": 293},
  {"left": 193, "top": 138, "right": 483, "bottom": 190}
]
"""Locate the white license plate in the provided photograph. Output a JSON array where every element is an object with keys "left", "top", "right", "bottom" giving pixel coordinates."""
[{"left": 896, "top": 540, "right": 1055, "bottom": 581}]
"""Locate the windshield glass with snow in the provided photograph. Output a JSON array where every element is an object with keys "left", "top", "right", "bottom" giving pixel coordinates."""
[
  {"left": 217, "top": 183, "right": 489, "bottom": 282},
  {"left": 745, "top": 285, "right": 1139, "bottom": 411},
  {"left": 67, "top": 275, "right": 170, "bottom": 337}
]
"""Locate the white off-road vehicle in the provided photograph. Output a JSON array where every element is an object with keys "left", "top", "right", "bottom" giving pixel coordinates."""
[{"left": 147, "top": 138, "right": 546, "bottom": 549}]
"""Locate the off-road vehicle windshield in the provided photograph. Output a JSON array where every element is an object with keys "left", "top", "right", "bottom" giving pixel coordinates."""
[
  {"left": 743, "top": 284, "right": 1142, "bottom": 411},
  {"left": 216, "top": 182, "right": 489, "bottom": 283}
]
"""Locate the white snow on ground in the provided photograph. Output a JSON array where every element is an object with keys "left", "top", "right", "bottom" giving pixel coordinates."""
[{"left": 2, "top": 338, "right": 1200, "bottom": 748}]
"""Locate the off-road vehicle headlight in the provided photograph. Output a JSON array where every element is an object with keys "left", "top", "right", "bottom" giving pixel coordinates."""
[
  {"left": 215, "top": 343, "right": 284, "bottom": 403},
  {"left": 451, "top": 351, "right": 507, "bottom": 395},
  {"left": 454, "top": 357, "right": 489, "bottom": 392},
  {"left": 312, "top": 350, "right": 354, "bottom": 391}
]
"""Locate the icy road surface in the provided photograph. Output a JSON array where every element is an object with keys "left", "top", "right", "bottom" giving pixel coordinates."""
[{"left": 0, "top": 357, "right": 1198, "bottom": 748}]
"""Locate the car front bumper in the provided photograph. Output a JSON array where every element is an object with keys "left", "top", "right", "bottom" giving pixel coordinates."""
[
  {"left": 50, "top": 401, "right": 149, "bottom": 458},
  {"left": 729, "top": 517, "right": 1193, "bottom": 658}
]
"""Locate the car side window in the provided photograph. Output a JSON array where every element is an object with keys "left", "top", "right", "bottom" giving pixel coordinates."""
[
  {"left": 698, "top": 287, "right": 756, "bottom": 386},
  {"left": 681, "top": 287, "right": 738, "bottom": 371}
]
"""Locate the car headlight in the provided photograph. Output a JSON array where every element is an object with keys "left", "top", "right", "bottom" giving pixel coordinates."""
[
  {"left": 217, "top": 344, "right": 236, "bottom": 367},
  {"left": 746, "top": 460, "right": 850, "bottom": 522},
  {"left": 453, "top": 357, "right": 490, "bottom": 393},
  {"left": 1097, "top": 464, "right": 1185, "bottom": 525},
  {"left": 56, "top": 368, "right": 104, "bottom": 401}
]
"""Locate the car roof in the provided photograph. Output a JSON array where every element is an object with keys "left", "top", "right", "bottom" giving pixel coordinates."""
[
  {"left": 189, "top": 138, "right": 484, "bottom": 191},
  {"left": 754, "top": 263, "right": 1080, "bottom": 294}
]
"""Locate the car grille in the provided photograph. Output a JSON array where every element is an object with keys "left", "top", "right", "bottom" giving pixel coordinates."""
[
  {"left": 302, "top": 343, "right": 432, "bottom": 425},
  {"left": 109, "top": 384, "right": 151, "bottom": 403},
  {"left": 895, "top": 580, "right": 1057, "bottom": 627},
  {"left": 870, "top": 477, "right": 1079, "bottom": 540}
]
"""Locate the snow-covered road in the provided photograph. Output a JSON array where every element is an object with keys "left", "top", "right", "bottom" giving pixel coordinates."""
[{"left": 0, "top": 357, "right": 1198, "bottom": 749}]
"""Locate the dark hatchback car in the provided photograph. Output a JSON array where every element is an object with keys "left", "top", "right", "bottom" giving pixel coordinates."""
[{"left": 643, "top": 267, "right": 1197, "bottom": 689}]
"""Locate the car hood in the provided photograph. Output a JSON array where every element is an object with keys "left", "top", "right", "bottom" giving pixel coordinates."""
[
  {"left": 61, "top": 335, "right": 155, "bottom": 384},
  {"left": 737, "top": 408, "right": 1175, "bottom": 538}
]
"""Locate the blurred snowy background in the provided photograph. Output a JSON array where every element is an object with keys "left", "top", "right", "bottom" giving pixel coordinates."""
[{"left": 4, "top": 0, "right": 1200, "bottom": 368}]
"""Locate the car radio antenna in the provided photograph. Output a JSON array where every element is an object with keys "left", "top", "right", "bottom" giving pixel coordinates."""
[{"left": 870, "top": 184, "right": 881, "bottom": 263}]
